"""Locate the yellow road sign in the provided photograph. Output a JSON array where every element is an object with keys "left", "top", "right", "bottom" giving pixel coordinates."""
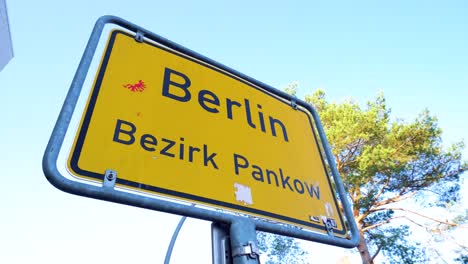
[{"left": 68, "top": 30, "right": 346, "bottom": 236}]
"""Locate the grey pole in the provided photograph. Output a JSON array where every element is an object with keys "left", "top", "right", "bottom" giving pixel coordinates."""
[
  {"left": 230, "top": 219, "right": 260, "bottom": 264},
  {"left": 212, "top": 222, "right": 232, "bottom": 264}
]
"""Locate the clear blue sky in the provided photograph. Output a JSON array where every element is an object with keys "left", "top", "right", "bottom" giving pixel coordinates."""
[{"left": 1, "top": 0, "right": 467, "bottom": 263}]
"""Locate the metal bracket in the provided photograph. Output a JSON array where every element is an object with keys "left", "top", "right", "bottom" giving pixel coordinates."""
[
  {"left": 134, "top": 31, "right": 144, "bottom": 43},
  {"left": 231, "top": 241, "right": 259, "bottom": 260},
  {"left": 322, "top": 216, "right": 335, "bottom": 236},
  {"left": 290, "top": 97, "right": 298, "bottom": 110},
  {"left": 103, "top": 169, "right": 117, "bottom": 189}
]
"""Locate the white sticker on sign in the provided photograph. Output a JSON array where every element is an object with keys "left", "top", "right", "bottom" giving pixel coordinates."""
[{"left": 234, "top": 183, "right": 253, "bottom": 205}]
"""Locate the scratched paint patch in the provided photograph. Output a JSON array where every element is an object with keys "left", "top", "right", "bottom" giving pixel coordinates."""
[
  {"left": 234, "top": 183, "right": 253, "bottom": 205},
  {"left": 123, "top": 80, "right": 146, "bottom": 92}
]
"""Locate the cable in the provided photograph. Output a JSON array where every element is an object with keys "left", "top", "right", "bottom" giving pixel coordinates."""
[
  {"left": 164, "top": 215, "right": 188, "bottom": 264},
  {"left": 164, "top": 204, "right": 195, "bottom": 264}
]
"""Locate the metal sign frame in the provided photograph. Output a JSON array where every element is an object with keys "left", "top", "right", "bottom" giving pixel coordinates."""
[{"left": 43, "top": 15, "right": 359, "bottom": 248}]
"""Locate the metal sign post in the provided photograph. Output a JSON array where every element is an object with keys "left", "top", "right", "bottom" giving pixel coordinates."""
[
  {"left": 230, "top": 219, "right": 260, "bottom": 264},
  {"left": 212, "top": 222, "right": 232, "bottom": 264},
  {"left": 212, "top": 220, "right": 259, "bottom": 264},
  {"left": 43, "top": 15, "right": 359, "bottom": 251}
]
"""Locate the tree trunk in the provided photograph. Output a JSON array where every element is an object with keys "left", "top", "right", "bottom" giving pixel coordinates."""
[{"left": 357, "top": 231, "right": 373, "bottom": 264}]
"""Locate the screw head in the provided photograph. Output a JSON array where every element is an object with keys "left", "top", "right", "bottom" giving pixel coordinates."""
[{"left": 106, "top": 172, "right": 115, "bottom": 181}]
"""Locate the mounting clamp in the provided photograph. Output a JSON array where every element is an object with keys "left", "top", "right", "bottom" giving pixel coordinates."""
[
  {"left": 322, "top": 216, "right": 335, "bottom": 236},
  {"left": 134, "top": 31, "right": 144, "bottom": 43},
  {"left": 103, "top": 169, "right": 117, "bottom": 189},
  {"left": 290, "top": 97, "right": 298, "bottom": 110},
  {"left": 231, "top": 241, "right": 259, "bottom": 260}
]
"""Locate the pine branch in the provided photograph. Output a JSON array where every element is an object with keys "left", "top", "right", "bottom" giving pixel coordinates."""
[
  {"left": 373, "top": 192, "right": 417, "bottom": 208},
  {"left": 372, "top": 176, "right": 391, "bottom": 203},
  {"left": 370, "top": 244, "right": 382, "bottom": 262},
  {"left": 355, "top": 177, "right": 393, "bottom": 224},
  {"left": 339, "top": 138, "right": 364, "bottom": 169},
  {"left": 361, "top": 216, "right": 405, "bottom": 232},
  {"left": 431, "top": 247, "right": 451, "bottom": 264},
  {"left": 401, "top": 215, "right": 426, "bottom": 229},
  {"left": 372, "top": 207, "right": 463, "bottom": 227},
  {"left": 434, "top": 231, "right": 468, "bottom": 250},
  {"left": 355, "top": 212, "right": 370, "bottom": 224}
]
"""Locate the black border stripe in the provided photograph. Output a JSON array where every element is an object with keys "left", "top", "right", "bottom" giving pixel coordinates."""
[
  {"left": 70, "top": 31, "right": 118, "bottom": 177},
  {"left": 69, "top": 30, "right": 346, "bottom": 235}
]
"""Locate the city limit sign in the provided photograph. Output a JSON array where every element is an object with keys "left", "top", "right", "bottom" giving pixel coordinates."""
[{"left": 67, "top": 29, "right": 347, "bottom": 237}]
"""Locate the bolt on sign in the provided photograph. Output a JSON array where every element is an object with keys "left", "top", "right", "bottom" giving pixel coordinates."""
[{"left": 67, "top": 29, "right": 347, "bottom": 236}]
